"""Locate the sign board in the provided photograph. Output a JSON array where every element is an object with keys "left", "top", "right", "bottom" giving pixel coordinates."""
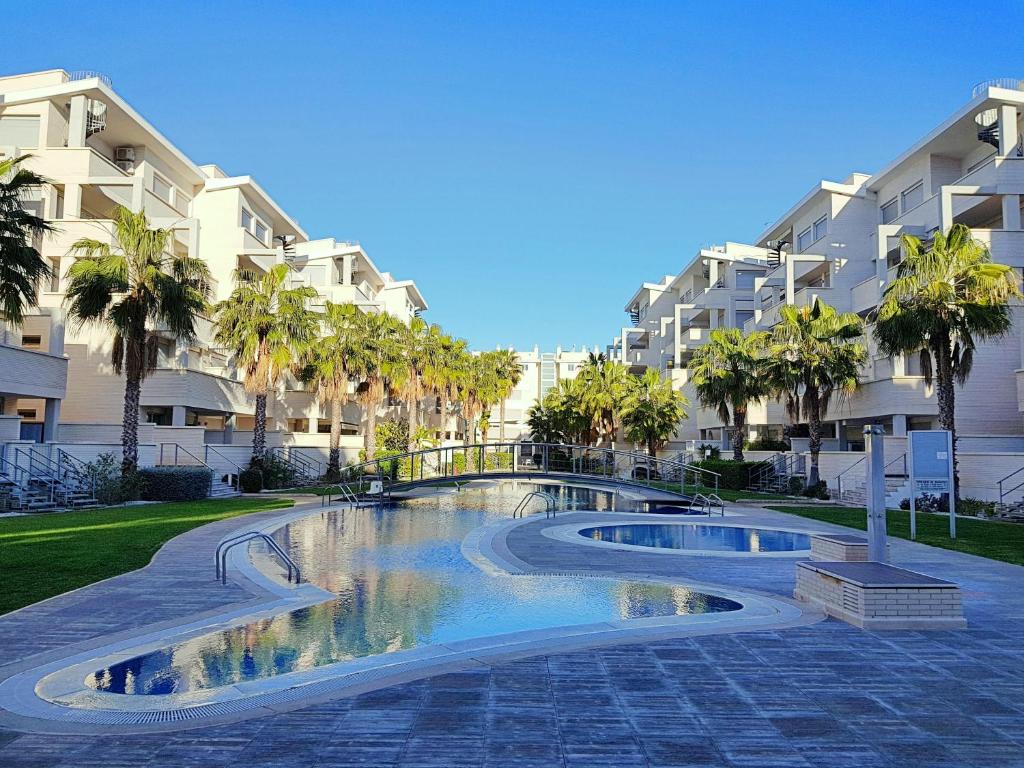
[{"left": 908, "top": 430, "right": 956, "bottom": 539}]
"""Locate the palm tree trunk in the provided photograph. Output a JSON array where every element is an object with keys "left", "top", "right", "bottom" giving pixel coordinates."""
[
  {"left": 732, "top": 406, "right": 747, "bottom": 462},
  {"left": 120, "top": 371, "right": 142, "bottom": 475},
  {"left": 252, "top": 393, "right": 268, "bottom": 468},
  {"left": 806, "top": 387, "right": 822, "bottom": 487},
  {"left": 499, "top": 399, "right": 507, "bottom": 444},
  {"left": 327, "top": 397, "right": 342, "bottom": 476},
  {"left": 934, "top": 342, "right": 959, "bottom": 498},
  {"left": 407, "top": 393, "right": 419, "bottom": 450},
  {"left": 365, "top": 400, "right": 379, "bottom": 458},
  {"left": 439, "top": 391, "right": 449, "bottom": 443}
]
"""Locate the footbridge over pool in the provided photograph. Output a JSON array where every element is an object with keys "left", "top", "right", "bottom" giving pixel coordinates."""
[{"left": 274, "top": 442, "right": 721, "bottom": 498}]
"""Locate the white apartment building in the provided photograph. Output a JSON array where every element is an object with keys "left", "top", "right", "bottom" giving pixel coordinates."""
[
  {"left": 0, "top": 69, "right": 426, "bottom": 454},
  {"left": 483, "top": 345, "right": 597, "bottom": 442},
  {"left": 611, "top": 78, "right": 1024, "bottom": 454}
]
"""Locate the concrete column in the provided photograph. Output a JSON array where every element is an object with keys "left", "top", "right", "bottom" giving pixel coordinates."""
[
  {"left": 864, "top": 424, "right": 888, "bottom": 563},
  {"left": 64, "top": 183, "right": 82, "bottom": 218},
  {"left": 837, "top": 421, "right": 849, "bottom": 451},
  {"left": 47, "top": 309, "right": 65, "bottom": 357},
  {"left": 1002, "top": 194, "right": 1022, "bottom": 231},
  {"left": 43, "top": 398, "right": 61, "bottom": 442},
  {"left": 999, "top": 104, "right": 1019, "bottom": 156},
  {"left": 223, "top": 413, "right": 234, "bottom": 445},
  {"left": 342, "top": 254, "right": 353, "bottom": 285},
  {"left": 892, "top": 414, "right": 908, "bottom": 437},
  {"left": 940, "top": 188, "right": 954, "bottom": 233},
  {"left": 67, "top": 95, "right": 88, "bottom": 148},
  {"left": 171, "top": 406, "right": 187, "bottom": 427},
  {"left": 785, "top": 257, "right": 796, "bottom": 304}
]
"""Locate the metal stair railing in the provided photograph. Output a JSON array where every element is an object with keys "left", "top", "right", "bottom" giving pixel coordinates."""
[
  {"left": 998, "top": 464, "right": 1024, "bottom": 505},
  {"left": 835, "top": 455, "right": 867, "bottom": 499},
  {"left": 216, "top": 531, "right": 301, "bottom": 585},
  {"left": 269, "top": 447, "right": 323, "bottom": 483},
  {"left": 10, "top": 447, "right": 58, "bottom": 506},
  {"left": 512, "top": 491, "right": 559, "bottom": 519},
  {"left": 203, "top": 444, "right": 243, "bottom": 487}
]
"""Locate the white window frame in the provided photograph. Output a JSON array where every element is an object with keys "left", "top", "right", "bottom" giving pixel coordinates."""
[
  {"left": 796, "top": 226, "right": 813, "bottom": 252},
  {"left": 254, "top": 220, "right": 268, "bottom": 244},
  {"left": 812, "top": 214, "right": 828, "bottom": 243},
  {"left": 880, "top": 197, "right": 898, "bottom": 224},
  {"left": 900, "top": 181, "right": 924, "bottom": 213},
  {"left": 152, "top": 173, "right": 172, "bottom": 204},
  {"left": 241, "top": 209, "right": 253, "bottom": 230}
]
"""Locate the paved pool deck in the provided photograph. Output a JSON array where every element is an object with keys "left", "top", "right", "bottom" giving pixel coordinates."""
[{"left": 1, "top": 496, "right": 1023, "bottom": 767}]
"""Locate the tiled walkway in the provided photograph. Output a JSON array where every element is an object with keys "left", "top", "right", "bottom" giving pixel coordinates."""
[{"left": 1, "top": 498, "right": 1023, "bottom": 767}]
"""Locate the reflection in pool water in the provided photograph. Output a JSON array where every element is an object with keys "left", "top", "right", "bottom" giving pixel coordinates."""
[
  {"left": 579, "top": 523, "right": 811, "bottom": 553},
  {"left": 88, "top": 483, "right": 741, "bottom": 695}
]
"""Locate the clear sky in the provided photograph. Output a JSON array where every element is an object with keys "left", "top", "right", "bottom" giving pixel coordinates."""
[{"left": 8, "top": 1, "right": 1024, "bottom": 351}]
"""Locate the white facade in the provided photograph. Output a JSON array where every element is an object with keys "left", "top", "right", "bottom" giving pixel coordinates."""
[
  {"left": 0, "top": 69, "right": 426, "bottom": 447},
  {"left": 610, "top": 79, "right": 1024, "bottom": 451}
]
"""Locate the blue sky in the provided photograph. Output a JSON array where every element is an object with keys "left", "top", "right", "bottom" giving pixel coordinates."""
[{"left": 9, "top": 1, "right": 1024, "bottom": 350}]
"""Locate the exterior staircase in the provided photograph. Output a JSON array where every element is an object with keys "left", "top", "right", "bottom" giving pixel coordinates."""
[{"left": 835, "top": 453, "right": 909, "bottom": 508}]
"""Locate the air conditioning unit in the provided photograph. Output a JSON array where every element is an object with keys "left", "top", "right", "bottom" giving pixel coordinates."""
[
  {"left": 115, "top": 159, "right": 135, "bottom": 173},
  {"left": 115, "top": 146, "right": 135, "bottom": 162}
]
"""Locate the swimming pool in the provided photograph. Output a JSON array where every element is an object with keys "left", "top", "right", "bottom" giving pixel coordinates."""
[
  {"left": 578, "top": 523, "right": 812, "bottom": 554},
  {"left": 87, "top": 483, "right": 740, "bottom": 696}
]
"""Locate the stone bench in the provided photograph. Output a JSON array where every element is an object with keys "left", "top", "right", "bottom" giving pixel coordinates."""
[
  {"left": 810, "top": 533, "right": 889, "bottom": 562},
  {"left": 795, "top": 561, "right": 966, "bottom": 630}
]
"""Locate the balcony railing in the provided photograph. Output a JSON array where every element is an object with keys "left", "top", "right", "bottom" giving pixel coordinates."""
[{"left": 972, "top": 78, "right": 1024, "bottom": 97}]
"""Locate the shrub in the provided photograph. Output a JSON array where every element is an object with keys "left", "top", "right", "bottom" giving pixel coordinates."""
[
  {"left": 696, "top": 443, "right": 720, "bottom": 460},
  {"left": 261, "top": 455, "right": 300, "bottom": 490},
  {"left": 80, "top": 451, "right": 140, "bottom": 505},
  {"left": 749, "top": 437, "right": 790, "bottom": 452},
  {"left": 959, "top": 497, "right": 996, "bottom": 518},
  {"left": 693, "top": 459, "right": 768, "bottom": 491},
  {"left": 239, "top": 468, "right": 263, "bottom": 493},
  {"left": 138, "top": 466, "right": 213, "bottom": 501},
  {"left": 787, "top": 476, "right": 806, "bottom": 495},
  {"left": 376, "top": 417, "right": 409, "bottom": 453},
  {"left": 802, "top": 480, "right": 830, "bottom": 500},
  {"left": 485, "top": 450, "right": 513, "bottom": 470}
]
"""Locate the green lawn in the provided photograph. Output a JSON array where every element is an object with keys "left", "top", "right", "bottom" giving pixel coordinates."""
[
  {"left": 0, "top": 497, "right": 294, "bottom": 615},
  {"left": 767, "top": 505, "right": 1024, "bottom": 567}
]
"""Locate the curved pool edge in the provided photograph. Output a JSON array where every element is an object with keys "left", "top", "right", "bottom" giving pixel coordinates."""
[
  {"left": 0, "top": 500, "right": 823, "bottom": 734},
  {"left": 538, "top": 515, "right": 817, "bottom": 558}
]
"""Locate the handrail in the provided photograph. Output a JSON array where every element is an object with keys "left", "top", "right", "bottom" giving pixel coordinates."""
[
  {"left": 835, "top": 455, "right": 866, "bottom": 499},
  {"left": 269, "top": 447, "right": 323, "bottom": 481},
  {"left": 321, "top": 482, "right": 359, "bottom": 508},
  {"left": 998, "top": 464, "right": 1024, "bottom": 504},
  {"left": 216, "top": 531, "right": 301, "bottom": 585},
  {"left": 512, "top": 491, "right": 558, "bottom": 519},
  {"left": 203, "top": 444, "right": 242, "bottom": 476},
  {"left": 159, "top": 442, "right": 214, "bottom": 471}
]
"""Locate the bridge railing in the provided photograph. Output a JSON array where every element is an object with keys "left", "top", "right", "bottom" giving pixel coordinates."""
[{"left": 330, "top": 442, "right": 717, "bottom": 496}]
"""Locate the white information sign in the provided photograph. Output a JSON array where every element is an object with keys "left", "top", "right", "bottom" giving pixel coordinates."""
[{"left": 908, "top": 430, "right": 956, "bottom": 539}]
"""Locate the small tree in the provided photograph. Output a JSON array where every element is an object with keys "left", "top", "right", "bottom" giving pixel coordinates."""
[
  {"left": 690, "top": 328, "right": 769, "bottom": 461},
  {"left": 762, "top": 299, "right": 866, "bottom": 486},
  {"left": 620, "top": 369, "right": 689, "bottom": 456},
  {"left": 873, "top": 223, "right": 1021, "bottom": 494},
  {"left": 65, "top": 207, "right": 211, "bottom": 474},
  {"left": 576, "top": 352, "right": 628, "bottom": 446}
]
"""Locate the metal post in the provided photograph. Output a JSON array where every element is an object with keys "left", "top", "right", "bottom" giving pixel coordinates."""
[{"left": 864, "top": 424, "right": 888, "bottom": 563}]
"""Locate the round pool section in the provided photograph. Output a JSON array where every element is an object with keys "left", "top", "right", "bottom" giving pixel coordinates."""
[{"left": 579, "top": 523, "right": 811, "bottom": 554}]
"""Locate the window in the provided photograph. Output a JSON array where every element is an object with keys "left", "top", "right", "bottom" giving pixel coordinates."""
[
  {"left": 241, "top": 209, "right": 253, "bottom": 230},
  {"left": 734, "top": 310, "right": 754, "bottom": 328},
  {"left": 254, "top": 221, "right": 268, "bottom": 243},
  {"left": 735, "top": 270, "right": 757, "bottom": 290},
  {"left": 880, "top": 197, "right": 898, "bottom": 224},
  {"left": 49, "top": 258, "right": 61, "bottom": 292},
  {"left": 813, "top": 214, "right": 828, "bottom": 243},
  {"left": 20, "top": 335, "right": 41, "bottom": 349},
  {"left": 0, "top": 116, "right": 40, "bottom": 148},
  {"left": 796, "top": 227, "right": 813, "bottom": 252},
  {"left": 17, "top": 409, "right": 37, "bottom": 420},
  {"left": 152, "top": 174, "right": 172, "bottom": 203},
  {"left": 901, "top": 181, "right": 924, "bottom": 212}
]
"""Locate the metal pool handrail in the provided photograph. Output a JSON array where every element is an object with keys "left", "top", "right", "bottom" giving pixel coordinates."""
[
  {"left": 321, "top": 482, "right": 359, "bottom": 507},
  {"left": 216, "top": 531, "right": 301, "bottom": 585},
  {"left": 689, "top": 492, "right": 725, "bottom": 516},
  {"left": 512, "top": 491, "right": 558, "bottom": 519}
]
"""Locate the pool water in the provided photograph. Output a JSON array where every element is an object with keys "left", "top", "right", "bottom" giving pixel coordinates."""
[
  {"left": 88, "top": 483, "right": 740, "bottom": 695},
  {"left": 579, "top": 523, "right": 811, "bottom": 553}
]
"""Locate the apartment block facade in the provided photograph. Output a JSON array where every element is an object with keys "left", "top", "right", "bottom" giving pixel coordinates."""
[
  {"left": 0, "top": 69, "right": 426, "bottom": 449},
  {"left": 610, "top": 79, "right": 1024, "bottom": 453}
]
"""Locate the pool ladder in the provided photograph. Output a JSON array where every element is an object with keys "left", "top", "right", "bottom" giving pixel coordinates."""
[
  {"left": 216, "top": 532, "right": 302, "bottom": 585},
  {"left": 321, "top": 482, "right": 359, "bottom": 508},
  {"left": 690, "top": 492, "right": 726, "bottom": 516},
  {"left": 512, "top": 491, "right": 559, "bottom": 519}
]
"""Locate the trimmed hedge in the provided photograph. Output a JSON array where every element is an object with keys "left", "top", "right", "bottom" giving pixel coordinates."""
[
  {"left": 138, "top": 466, "right": 213, "bottom": 501},
  {"left": 239, "top": 468, "right": 263, "bottom": 493},
  {"left": 693, "top": 459, "right": 768, "bottom": 491}
]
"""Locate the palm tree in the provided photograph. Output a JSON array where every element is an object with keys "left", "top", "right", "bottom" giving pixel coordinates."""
[
  {"left": 540, "top": 378, "right": 591, "bottom": 444},
  {"left": 349, "top": 310, "right": 405, "bottom": 457},
  {"left": 526, "top": 400, "right": 567, "bottom": 444},
  {"left": 0, "top": 155, "right": 53, "bottom": 326},
  {"left": 213, "top": 264, "right": 318, "bottom": 467},
  {"left": 394, "top": 317, "right": 432, "bottom": 450},
  {"left": 576, "top": 353, "right": 628, "bottom": 446},
  {"left": 873, "top": 223, "right": 1021, "bottom": 493},
  {"left": 690, "top": 328, "right": 769, "bottom": 461},
  {"left": 491, "top": 348, "right": 523, "bottom": 443},
  {"left": 762, "top": 299, "right": 866, "bottom": 486},
  {"left": 298, "top": 301, "right": 361, "bottom": 477},
  {"left": 457, "top": 352, "right": 499, "bottom": 445},
  {"left": 65, "top": 206, "right": 211, "bottom": 473},
  {"left": 422, "top": 332, "right": 466, "bottom": 444},
  {"left": 620, "top": 369, "right": 689, "bottom": 456}
]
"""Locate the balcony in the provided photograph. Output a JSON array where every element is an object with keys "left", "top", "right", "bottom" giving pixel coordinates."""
[
  {"left": 141, "top": 368, "right": 254, "bottom": 415},
  {"left": 851, "top": 276, "right": 881, "bottom": 314},
  {"left": 27, "top": 146, "right": 130, "bottom": 181},
  {"left": 0, "top": 344, "right": 67, "bottom": 399},
  {"left": 792, "top": 285, "right": 835, "bottom": 309}
]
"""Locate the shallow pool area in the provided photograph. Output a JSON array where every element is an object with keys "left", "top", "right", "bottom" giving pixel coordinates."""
[
  {"left": 86, "top": 483, "right": 740, "bottom": 696},
  {"left": 578, "top": 523, "right": 812, "bottom": 553}
]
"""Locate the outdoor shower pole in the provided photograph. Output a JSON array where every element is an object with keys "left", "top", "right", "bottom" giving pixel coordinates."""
[{"left": 864, "top": 424, "right": 888, "bottom": 563}]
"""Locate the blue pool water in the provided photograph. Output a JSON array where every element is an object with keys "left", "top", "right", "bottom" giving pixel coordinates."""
[
  {"left": 579, "top": 523, "right": 811, "bottom": 553},
  {"left": 88, "top": 483, "right": 740, "bottom": 695}
]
